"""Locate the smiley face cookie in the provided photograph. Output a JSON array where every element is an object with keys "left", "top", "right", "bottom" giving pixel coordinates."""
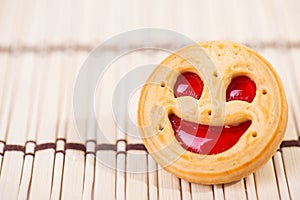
[{"left": 138, "top": 41, "right": 288, "bottom": 184}]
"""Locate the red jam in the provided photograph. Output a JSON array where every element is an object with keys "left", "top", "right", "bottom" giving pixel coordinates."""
[
  {"left": 169, "top": 114, "right": 251, "bottom": 155},
  {"left": 173, "top": 72, "right": 204, "bottom": 100},
  {"left": 226, "top": 76, "right": 256, "bottom": 103}
]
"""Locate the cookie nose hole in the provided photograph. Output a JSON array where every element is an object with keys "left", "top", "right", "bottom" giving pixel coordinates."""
[
  {"left": 252, "top": 132, "right": 257, "bottom": 137},
  {"left": 160, "top": 82, "right": 166, "bottom": 88},
  {"left": 158, "top": 124, "right": 164, "bottom": 131},
  {"left": 213, "top": 71, "right": 218, "bottom": 78},
  {"left": 262, "top": 89, "right": 267, "bottom": 95}
]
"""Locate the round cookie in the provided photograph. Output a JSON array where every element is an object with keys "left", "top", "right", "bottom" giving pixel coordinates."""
[{"left": 138, "top": 41, "right": 288, "bottom": 184}]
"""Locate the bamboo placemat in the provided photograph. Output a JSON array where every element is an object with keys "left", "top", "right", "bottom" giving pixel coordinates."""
[{"left": 0, "top": 0, "right": 299, "bottom": 199}]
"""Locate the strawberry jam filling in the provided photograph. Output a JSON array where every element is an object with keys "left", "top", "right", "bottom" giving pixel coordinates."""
[
  {"left": 174, "top": 72, "right": 204, "bottom": 99},
  {"left": 171, "top": 73, "right": 256, "bottom": 154},
  {"left": 169, "top": 114, "right": 251, "bottom": 154},
  {"left": 226, "top": 76, "right": 256, "bottom": 103}
]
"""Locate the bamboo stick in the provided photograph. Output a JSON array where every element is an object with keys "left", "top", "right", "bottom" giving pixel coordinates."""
[
  {"left": 53, "top": 0, "right": 93, "bottom": 189},
  {"left": 180, "top": 0, "right": 205, "bottom": 41},
  {"left": 256, "top": 0, "right": 280, "bottom": 42},
  {"left": 0, "top": 152, "right": 24, "bottom": 200},
  {"left": 0, "top": 55, "right": 9, "bottom": 104},
  {"left": 29, "top": 53, "right": 61, "bottom": 199},
  {"left": 50, "top": 150, "right": 64, "bottom": 200},
  {"left": 0, "top": 54, "right": 26, "bottom": 199},
  {"left": 94, "top": 151, "right": 116, "bottom": 200},
  {"left": 93, "top": 53, "right": 119, "bottom": 200},
  {"left": 18, "top": 53, "right": 46, "bottom": 200},
  {"left": 46, "top": 3, "right": 73, "bottom": 200},
  {"left": 125, "top": 52, "right": 149, "bottom": 200},
  {"left": 83, "top": 105, "right": 97, "bottom": 199},
  {"left": 45, "top": 0, "right": 69, "bottom": 46},
  {"left": 244, "top": 174, "right": 257, "bottom": 200},
  {"left": 115, "top": 58, "right": 128, "bottom": 200},
  {"left": 76, "top": 3, "right": 99, "bottom": 197},
  {"left": 190, "top": 183, "right": 213, "bottom": 200},
  {"left": 158, "top": 169, "right": 181, "bottom": 200},
  {"left": 60, "top": 139, "right": 85, "bottom": 200},
  {"left": 289, "top": 49, "right": 300, "bottom": 135},
  {"left": 282, "top": 148, "right": 300, "bottom": 199},
  {"left": 213, "top": 184, "right": 224, "bottom": 200},
  {"left": 227, "top": 0, "right": 252, "bottom": 42},
  {"left": 180, "top": 179, "right": 191, "bottom": 200},
  {"left": 0, "top": 1, "right": 23, "bottom": 46},
  {"left": 258, "top": 0, "right": 283, "bottom": 42},
  {"left": 277, "top": 0, "right": 300, "bottom": 42},
  {"left": 224, "top": 180, "right": 247, "bottom": 200},
  {"left": 273, "top": 152, "right": 291, "bottom": 199},
  {"left": 264, "top": 49, "right": 299, "bottom": 140},
  {"left": 76, "top": 0, "right": 99, "bottom": 45},
  {"left": 17, "top": 148, "right": 34, "bottom": 200},
  {"left": 210, "top": 0, "right": 226, "bottom": 40},
  {"left": 60, "top": 53, "right": 87, "bottom": 200},
  {"left": 126, "top": 150, "right": 148, "bottom": 200},
  {"left": 148, "top": 156, "right": 158, "bottom": 200},
  {"left": 94, "top": 66, "right": 118, "bottom": 199},
  {"left": 16, "top": 1, "right": 42, "bottom": 46},
  {"left": 50, "top": 52, "right": 76, "bottom": 200},
  {"left": 254, "top": 160, "right": 280, "bottom": 199},
  {"left": 146, "top": 0, "right": 170, "bottom": 34},
  {"left": 61, "top": 150, "right": 85, "bottom": 200},
  {"left": 93, "top": 115, "right": 117, "bottom": 199},
  {"left": 116, "top": 153, "right": 126, "bottom": 200},
  {"left": 0, "top": 53, "right": 9, "bottom": 173}
]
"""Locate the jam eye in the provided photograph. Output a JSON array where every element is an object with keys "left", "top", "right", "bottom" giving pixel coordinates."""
[
  {"left": 226, "top": 76, "right": 256, "bottom": 103},
  {"left": 173, "top": 72, "right": 204, "bottom": 100}
]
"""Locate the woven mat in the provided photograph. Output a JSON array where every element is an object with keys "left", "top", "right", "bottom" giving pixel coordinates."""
[{"left": 0, "top": 1, "right": 299, "bottom": 199}]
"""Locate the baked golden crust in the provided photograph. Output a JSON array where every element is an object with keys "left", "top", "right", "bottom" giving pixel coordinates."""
[{"left": 138, "top": 41, "right": 288, "bottom": 184}]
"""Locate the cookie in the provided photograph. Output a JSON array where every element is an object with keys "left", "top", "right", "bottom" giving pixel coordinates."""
[{"left": 138, "top": 41, "right": 288, "bottom": 184}]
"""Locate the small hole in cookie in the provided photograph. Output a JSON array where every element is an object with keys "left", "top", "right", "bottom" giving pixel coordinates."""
[
  {"left": 262, "top": 89, "right": 267, "bottom": 95},
  {"left": 158, "top": 124, "right": 164, "bottom": 131},
  {"left": 207, "top": 110, "right": 212, "bottom": 116},
  {"left": 252, "top": 132, "right": 257, "bottom": 137},
  {"left": 213, "top": 71, "right": 218, "bottom": 78},
  {"left": 160, "top": 82, "right": 166, "bottom": 88},
  {"left": 217, "top": 53, "right": 221, "bottom": 57}
]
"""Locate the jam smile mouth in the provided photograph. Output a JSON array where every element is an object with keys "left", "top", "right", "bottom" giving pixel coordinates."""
[{"left": 169, "top": 114, "right": 252, "bottom": 155}]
